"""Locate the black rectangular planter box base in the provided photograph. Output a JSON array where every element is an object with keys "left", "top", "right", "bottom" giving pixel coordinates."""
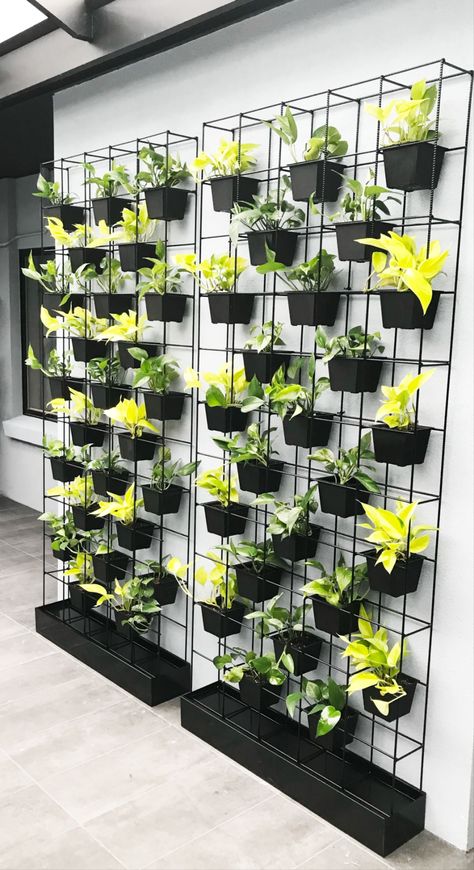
[
  {"left": 181, "top": 684, "right": 425, "bottom": 856},
  {"left": 36, "top": 602, "right": 190, "bottom": 706}
]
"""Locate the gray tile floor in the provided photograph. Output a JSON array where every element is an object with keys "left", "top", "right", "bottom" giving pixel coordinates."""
[{"left": 0, "top": 496, "right": 471, "bottom": 870}]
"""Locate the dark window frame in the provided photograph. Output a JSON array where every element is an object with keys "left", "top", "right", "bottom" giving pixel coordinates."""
[{"left": 19, "top": 247, "right": 55, "bottom": 419}]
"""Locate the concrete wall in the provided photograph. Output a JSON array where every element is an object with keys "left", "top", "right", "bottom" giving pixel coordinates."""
[{"left": 8, "top": 0, "right": 473, "bottom": 850}]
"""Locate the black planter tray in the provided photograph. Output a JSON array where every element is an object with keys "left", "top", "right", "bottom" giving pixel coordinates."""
[
  {"left": 378, "top": 290, "right": 441, "bottom": 330},
  {"left": 36, "top": 601, "right": 191, "bottom": 706},
  {"left": 181, "top": 683, "right": 425, "bottom": 856},
  {"left": 283, "top": 412, "right": 333, "bottom": 449},
  {"left": 145, "top": 294, "right": 188, "bottom": 323},
  {"left": 207, "top": 293, "right": 255, "bottom": 325},
  {"left": 287, "top": 292, "right": 341, "bottom": 327},
  {"left": 372, "top": 424, "right": 431, "bottom": 467}
]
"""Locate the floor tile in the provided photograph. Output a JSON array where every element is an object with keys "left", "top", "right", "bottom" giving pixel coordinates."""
[
  {"left": 0, "top": 612, "right": 28, "bottom": 640},
  {"left": 0, "top": 546, "right": 45, "bottom": 578},
  {"left": 388, "top": 831, "right": 474, "bottom": 869},
  {"left": 12, "top": 697, "right": 169, "bottom": 780},
  {"left": 40, "top": 726, "right": 210, "bottom": 824},
  {"left": 0, "top": 783, "right": 76, "bottom": 858},
  {"left": 0, "top": 631, "right": 54, "bottom": 671},
  {"left": 0, "top": 750, "right": 33, "bottom": 798},
  {"left": 86, "top": 753, "right": 272, "bottom": 869},
  {"left": 0, "top": 650, "right": 88, "bottom": 705},
  {"left": 153, "top": 696, "right": 181, "bottom": 727},
  {"left": 0, "top": 827, "right": 124, "bottom": 870},
  {"left": 299, "top": 837, "right": 390, "bottom": 868}
]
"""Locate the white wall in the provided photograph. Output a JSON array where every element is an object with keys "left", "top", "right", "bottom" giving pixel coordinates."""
[{"left": 50, "top": 0, "right": 473, "bottom": 850}]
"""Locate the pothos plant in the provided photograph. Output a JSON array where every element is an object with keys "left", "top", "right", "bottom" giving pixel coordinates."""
[
  {"left": 64, "top": 551, "right": 94, "bottom": 584},
  {"left": 131, "top": 351, "right": 180, "bottom": 395},
  {"left": 46, "top": 217, "right": 108, "bottom": 249},
  {"left": 139, "top": 555, "right": 191, "bottom": 597},
  {"left": 184, "top": 364, "right": 249, "bottom": 410},
  {"left": 195, "top": 554, "right": 238, "bottom": 610},
  {"left": 137, "top": 242, "right": 182, "bottom": 299},
  {"left": 254, "top": 486, "right": 318, "bottom": 539},
  {"left": 47, "top": 473, "right": 99, "bottom": 509},
  {"left": 256, "top": 247, "right": 336, "bottom": 292},
  {"left": 245, "top": 593, "right": 313, "bottom": 644},
  {"left": 81, "top": 576, "right": 161, "bottom": 633},
  {"left": 308, "top": 432, "right": 380, "bottom": 494},
  {"left": 82, "top": 162, "right": 134, "bottom": 198},
  {"left": 191, "top": 139, "right": 259, "bottom": 180},
  {"left": 149, "top": 447, "right": 199, "bottom": 492},
  {"left": 48, "top": 388, "right": 103, "bottom": 426},
  {"left": 213, "top": 647, "right": 293, "bottom": 687},
  {"left": 87, "top": 356, "right": 124, "bottom": 386},
  {"left": 316, "top": 325, "right": 384, "bottom": 361},
  {"left": 22, "top": 252, "right": 73, "bottom": 299},
  {"left": 34, "top": 173, "right": 75, "bottom": 205},
  {"left": 286, "top": 677, "right": 348, "bottom": 738},
  {"left": 42, "top": 437, "right": 88, "bottom": 463},
  {"left": 302, "top": 554, "right": 368, "bottom": 607},
  {"left": 359, "top": 500, "right": 435, "bottom": 573},
  {"left": 109, "top": 204, "right": 157, "bottom": 243},
  {"left": 376, "top": 370, "right": 434, "bottom": 430},
  {"left": 98, "top": 310, "right": 150, "bottom": 343},
  {"left": 195, "top": 466, "right": 239, "bottom": 508},
  {"left": 330, "top": 169, "right": 400, "bottom": 223},
  {"left": 262, "top": 107, "right": 348, "bottom": 164},
  {"left": 92, "top": 484, "right": 143, "bottom": 526},
  {"left": 104, "top": 398, "right": 159, "bottom": 439},
  {"left": 136, "top": 146, "right": 190, "bottom": 189},
  {"left": 38, "top": 509, "right": 86, "bottom": 555},
  {"left": 90, "top": 256, "right": 129, "bottom": 294},
  {"left": 365, "top": 79, "right": 440, "bottom": 145},
  {"left": 218, "top": 539, "right": 286, "bottom": 575},
  {"left": 243, "top": 360, "right": 329, "bottom": 419},
  {"left": 26, "top": 346, "right": 73, "bottom": 379},
  {"left": 175, "top": 252, "right": 248, "bottom": 293},
  {"left": 40, "top": 306, "right": 108, "bottom": 340},
  {"left": 244, "top": 321, "right": 286, "bottom": 354},
  {"left": 230, "top": 178, "right": 305, "bottom": 245},
  {"left": 213, "top": 423, "right": 279, "bottom": 468}
]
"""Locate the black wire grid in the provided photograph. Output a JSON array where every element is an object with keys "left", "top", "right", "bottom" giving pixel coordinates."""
[
  {"left": 187, "top": 57, "right": 473, "bottom": 818},
  {"left": 37, "top": 130, "right": 198, "bottom": 701}
]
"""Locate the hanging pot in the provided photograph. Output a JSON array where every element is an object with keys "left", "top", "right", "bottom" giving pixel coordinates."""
[
  {"left": 288, "top": 159, "right": 345, "bottom": 203},
  {"left": 237, "top": 460, "right": 284, "bottom": 495},
  {"left": 71, "top": 504, "right": 105, "bottom": 532},
  {"left": 381, "top": 141, "right": 446, "bottom": 192},
  {"left": 145, "top": 294, "right": 187, "bottom": 323},
  {"left": 205, "top": 404, "right": 247, "bottom": 433},
  {"left": 71, "top": 338, "right": 104, "bottom": 363},
  {"left": 70, "top": 422, "right": 107, "bottom": 447},
  {"left": 41, "top": 292, "right": 85, "bottom": 313},
  {"left": 142, "top": 484, "right": 184, "bottom": 516},
  {"left": 115, "top": 610, "right": 133, "bottom": 639},
  {"left": 153, "top": 573, "right": 179, "bottom": 606},
  {"left": 44, "top": 204, "right": 84, "bottom": 231},
  {"left": 203, "top": 501, "right": 249, "bottom": 537},
  {"left": 49, "top": 376, "right": 84, "bottom": 401},
  {"left": 92, "top": 550, "right": 130, "bottom": 584},
  {"left": 118, "top": 243, "right": 157, "bottom": 272},
  {"left": 363, "top": 674, "right": 417, "bottom": 721},
  {"left": 365, "top": 549, "right": 425, "bottom": 597},
  {"left": 199, "top": 600, "right": 246, "bottom": 637},
  {"left": 49, "top": 457, "right": 83, "bottom": 483},
  {"left": 283, "top": 412, "right": 333, "bottom": 449},
  {"left": 287, "top": 292, "right": 341, "bottom": 327},
  {"left": 378, "top": 289, "right": 441, "bottom": 330},
  {"left": 144, "top": 186, "right": 189, "bottom": 221},
  {"left": 92, "top": 196, "right": 132, "bottom": 226},
  {"left": 239, "top": 674, "right": 282, "bottom": 711},
  {"left": 242, "top": 351, "right": 291, "bottom": 383},
  {"left": 91, "top": 468, "right": 130, "bottom": 497},
  {"left": 307, "top": 705, "right": 358, "bottom": 750},
  {"left": 116, "top": 519, "right": 155, "bottom": 551},
  {"left": 117, "top": 341, "right": 159, "bottom": 369},
  {"left": 318, "top": 476, "right": 367, "bottom": 518},
  {"left": 328, "top": 357, "right": 383, "bottom": 393},
  {"left": 69, "top": 248, "right": 106, "bottom": 274},
  {"left": 207, "top": 293, "right": 255, "bottom": 325},
  {"left": 272, "top": 632, "right": 322, "bottom": 676},
  {"left": 246, "top": 229, "right": 298, "bottom": 267},
  {"left": 53, "top": 544, "right": 77, "bottom": 564},
  {"left": 334, "top": 221, "right": 394, "bottom": 263},
  {"left": 234, "top": 562, "right": 282, "bottom": 602},
  {"left": 69, "top": 582, "right": 98, "bottom": 614},
  {"left": 272, "top": 525, "right": 320, "bottom": 562},
  {"left": 90, "top": 383, "right": 132, "bottom": 409},
  {"left": 372, "top": 424, "right": 431, "bottom": 467},
  {"left": 311, "top": 596, "right": 360, "bottom": 635},
  {"left": 117, "top": 432, "right": 159, "bottom": 462},
  {"left": 143, "top": 391, "right": 186, "bottom": 421},
  {"left": 210, "top": 175, "right": 260, "bottom": 213},
  {"left": 93, "top": 294, "right": 136, "bottom": 318}
]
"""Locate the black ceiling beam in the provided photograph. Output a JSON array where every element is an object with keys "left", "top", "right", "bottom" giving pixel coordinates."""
[{"left": 27, "top": 0, "right": 94, "bottom": 41}]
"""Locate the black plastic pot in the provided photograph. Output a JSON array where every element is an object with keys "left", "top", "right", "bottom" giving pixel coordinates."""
[
  {"left": 203, "top": 501, "right": 249, "bottom": 537},
  {"left": 363, "top": 674, "right": 417, "bottom": 721},
  {"left": 70, "top": 422, "right": 107, "bottom": 447},
  {"left": 328, "top": 357, "right": 383, "bottom": 393},
  {"left": 117, "top": 432, "right": 158, "bottom": 462},
  {"left": 382, "top": 142, "right": 446, "bottom": 192},
  {"left": 289, "top": 159, "right": 345, "bottom": 203},
  {"left": 49, "top": 457, "right": 83, "bottom": 483},
  {"left": 199, "top": 600, "right": 246, "bottom": 638},
  {"left": 207, "top": 294, "right": 255, "bottom": 325},
  {"left": 92, "top": 197, "right": 132, "bottom": 226},
  {"left": 210, "top": 175, "right": 260, "bottom": 213},
  {"left": 239, "top": 674, "right": 282, "bottom": 711},
  {"left": 307, "top": 705, "right": 358, "bottom": 750},
  {"left": 335, "top": 221, "right": 394, "bottom": 263},
  {"left": 71, "top": 504, "right": 105, "bottom": 532},
  {"left": 52, "top": 544, "right": 77, "bottom": 564},
  {"left": 143, "top": 391, "right": 185, "bottom": 421},
  {"left": 311, "top": 596, "right": 360, "bottom": 636},
  {"left": 118, "top": 243, "right": 157, "bottom": 272},
  {"left": 379, "top": 290, "right": 441, "bottom": 330},
  {"left": 69, "top": 248, "right": 106, "bottom": 274},
  {"left": 273, "top": 631, "right": 322, "bottom": 676},
  {"left": 365, "top": 549, "right": 424, "bottom": 597},
  {"left": 287, "top": 292, "right": 341, "bottom": 327},
  {"left": 69, "top": 582, "right": 98, "bottom": 614},
  {"left": 91, "top": 383, "right": 132, "bottom": 409},
  {"left": 237, "top": 460, "right": 284, "bottom": 495},
  {"left": 145, "top": 294, "right": 187, "bottom": 323},
  {"left": 92, "top": 550, "right": 130, "bottom": 584},
  {"left": 41, "top": 292, "right": 85, "bottom": 313},
  {"left": 44, "top": 204, "right": 84, "bottom": 231},
  {"left": 235, "top": 562, "right": 281, "bottom": 602},
  {"left": 318, "top": 476, "right": 366, "bottom": 518},
  {"left": 283, "top": 413, "right": 333, "bottom": 449},
  {"left": 91, "top": 468, "right": 130, "bottom": 497},
  {"left": 242, "top": 351, "right": 291, "bottom": 383},
  {"left": 372, "top": 424, "right": 432, "bottom": 467},
  {"left": 246, "top": 229, "right": 297, "bottom": 267},
  {"left": 116, "top": 519, "right": 155, "bottom": 551},
  {"left": 272, "top": 525, "right": 320, "bottom": 562},
  {"left": 153, "top": 573, "right": 179, "bottom": 606},
  {"left": 118, "top": 342, "right": 159, "bottom": 369},
  {"left": 93, "top": 294, "right": 136, "bottom": 318},
  {"left": 49, "top": 376, "right": 83, "bottom": 400},
  {"left": 144, "top": 186, "right": 189, "bottom": 221},
  {"left": 115, "top": 610, "right": 132, "bottom": 639},
  {"left": 205, "top": 405, "right": 247, "bottom": 433},
  {"left": 71, "top": 338, "right": 104, "bottom": 363},
  {"left": 142, "top": 484, "right": 184, "bottom": 516}
]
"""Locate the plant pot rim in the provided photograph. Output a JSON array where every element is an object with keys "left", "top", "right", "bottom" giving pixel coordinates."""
[
  {"left": 288, "top": 157, "right": 345, "bottom": 168},
  {"left": 318, "top": 474, "right": 360, "bottom": 487},
  {"left": 273, "top": 629, "right": 320, "bottom": 646},
  {"left": 311, "top": 594, "right": 361, "bottom": 610},
  {"left": 203, "top": 499, "right": 248, "bottom": 511},
  {"left": 198, "top": 600, "right": 242, "bottom": 613},
  {"left": 273, "top": 522, "right": 320, "bottom": 540},
  {"left": 372, "top": 422, "right": 432, "bottom": 433},
  {"left": 380, "top": 139, "right": 443, "bottom": 151},
  {"left": 245, "top": 228, "right": 296, "bottom": 237},
  {"left": 363, "top": 548, "right": 424, "bottom": 565},
  {"left": 284, "top": 410, "right": 334, "bottom": 421}
]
